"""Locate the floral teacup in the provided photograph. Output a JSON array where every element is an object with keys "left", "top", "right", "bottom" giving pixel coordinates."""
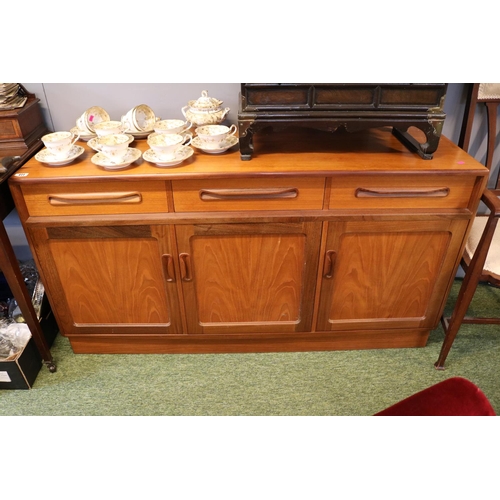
[
  {"left": 196, "top": 124, "right": 237, "bottom": 145},
  {"left": 94, "top": 134, "right": 131, "bottom": 162},
  {"left": 147, "top": 132, "right": 192, "bottom": 160},
  {"left": 94, "top": 120, "right": 128, "bottom": 137},
  {"left": 154, "top": 119, "right": 192, "bottom": 135},
  {"left": 42, "top": 131, "right": 80, "bottom": 159}
]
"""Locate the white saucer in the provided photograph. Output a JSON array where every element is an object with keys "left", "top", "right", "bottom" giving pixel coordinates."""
[
  {"left": 35, "top": 145, "right": 85, "bottom": 166},
  {"left": 88, "top": 135, "right": 135, "bottom": 151},
  {"left": 70, "top": 126, "right": 95, "bottom": 142},
  {"left": 124, "top": 129, "right": 154, "bottom": 139},
  {"left": 91, "top": 148, "right": 142, "bottom": 170},
  {"left": 192, "top": 135, "right": 238, "bottom": 154},
  {"left": 143, "top": 146, "right": 194, "bottom": 167}
]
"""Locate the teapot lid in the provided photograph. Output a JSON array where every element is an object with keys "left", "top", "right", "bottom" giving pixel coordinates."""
[{"left": 188, "top": 90, "right": 223, "bottom": 111}]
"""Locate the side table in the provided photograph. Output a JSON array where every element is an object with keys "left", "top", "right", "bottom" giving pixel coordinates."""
[
  {"left": 0, "top": 140, "right": 56, "bottom": 372},
  {"left": 238, "top": 83, "right": 448, "bottom": 160}
]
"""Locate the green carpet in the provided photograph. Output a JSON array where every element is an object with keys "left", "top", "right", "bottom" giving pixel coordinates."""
[{"left": 1, "top": 279, "right": 499, "bottom": 416}]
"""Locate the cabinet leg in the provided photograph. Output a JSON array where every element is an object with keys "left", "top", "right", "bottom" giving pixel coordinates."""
[
  {"left": 392, "top": 126, "right": 436, "bottom": 159},
  {"left": 239, "top": 130, "right": 254, "bottom": 160},
  {"left": 0, "top": 221, "right": 54, "bottom": 366},
  {"left": 44, "top": 360, "right": 57, "bottom": 373}
]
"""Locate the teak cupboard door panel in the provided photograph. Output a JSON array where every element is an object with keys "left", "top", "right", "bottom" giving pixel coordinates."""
[
  {"left": 316, "top": 220, "right": 467, "bottom": 332},
  {"left": 29, "top": 225, "right": 183, "bottom": 335},
  {"left": 176, "top": 222, "right": 322, "bottom": 334}
]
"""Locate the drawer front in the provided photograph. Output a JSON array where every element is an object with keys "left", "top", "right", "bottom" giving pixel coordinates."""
[
  {"left": 241, "top": 84, "right": 446, "bottom": 111},
  {"left": 172, "top": 177, "right": 325, "bottom": 212},
  {"left": 21, "top": 181, "right": 169, "bottom": 216},
  {"left": 328, "top": 175, "right": 477, "bottom": 210}
]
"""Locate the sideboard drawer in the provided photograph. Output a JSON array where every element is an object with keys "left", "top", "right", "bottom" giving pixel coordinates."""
[
  {"left": 172, "top": 177, "right": 325, "bottom": 212},
  {"left": 328, "top": 175, "right": 478, "bottom": 210},
  {"left": 21, "top": 181, "right": 169, "bottom": 216}
]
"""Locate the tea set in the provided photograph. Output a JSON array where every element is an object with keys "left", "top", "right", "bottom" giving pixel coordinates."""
[
  {"left": 35, "top": 131, "right": 85, "bottom": 166},
  {"left": 192, "top": 124, "right": 238, "bottom": 154},
  {"left": 86, "top": 119, "right": 140, "bottom": 169},
  {"left": 70, "top": 106, "right": 110, "bottom": 141},
  {"left": 182, "top": 90, "right": 231, "bottom": 126},
  {"left": 90, "top": 133, "right": 142, "bottom": 170},
  {"left": 121, "top": 104, "right": 159, "bottom": 139},
  {"left": 144, "top": 132, "right": 194, "bottom": 167},
  {"left": 35, "top": 90, "right": 239, "bottom": 169}
]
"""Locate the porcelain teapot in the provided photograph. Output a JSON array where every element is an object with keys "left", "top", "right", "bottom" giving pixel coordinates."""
[{"left": 181, "top": 90, "right": 230, "bottom": 126}]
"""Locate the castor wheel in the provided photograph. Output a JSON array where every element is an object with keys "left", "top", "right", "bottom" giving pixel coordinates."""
[{"left": 46, "top": 362, "right": 57, "bottom": 373}]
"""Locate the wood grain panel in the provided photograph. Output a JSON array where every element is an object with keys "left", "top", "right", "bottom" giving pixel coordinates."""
[
  {"left": 0, "top": 119, "right": 17, "bottom": 137},
  {"left": 21, "top": 180, "right": 169, "bottom": 216},
  {"left": 379, "top": 86, "right": 443, "bottom": 105},
  {"left": 47, "top": 225, "right": 152, "bottom": 239},
  {"left": 246, "top": 87, "right": 310, "bottom": 106},
  {"left": 172, "top": 177, "right": 325, "bottom": 212},
  {"left": 191, "top": 234, "right": 305, "bottom": 324},
  {"left": 328, "top": 174, "right": 476, "bottom": 210},
  {"left": 48, "top": 237, "right": 171, "bottom": 325},
  {"left": 315, "top": 87, "right": 375, "bottom": 105},
  {"left": 326, "top": 230, "right": 450, "bottom": 323},
  {"left": 176, "top": 221, "right": 321, "bottom": 334}
]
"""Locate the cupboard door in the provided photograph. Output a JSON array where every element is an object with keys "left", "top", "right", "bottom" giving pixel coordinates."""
[
  {"left": 316, "top": 219, "right": 468, "bottom": 331},
  {"left": 176, "top": 222, "right": 322, "bottom": 334},
  {"left": 28, "top": 224, "right": 183, "bottom": 335}
]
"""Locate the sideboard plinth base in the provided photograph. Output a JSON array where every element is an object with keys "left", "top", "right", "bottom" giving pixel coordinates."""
[{"left": 65, "top": 329, "right": 431, "bottom": 355}]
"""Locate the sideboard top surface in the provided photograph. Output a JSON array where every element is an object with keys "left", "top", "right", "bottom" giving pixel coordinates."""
[{"left": 9, "top": 127, "right": 488, "bottom": 185}]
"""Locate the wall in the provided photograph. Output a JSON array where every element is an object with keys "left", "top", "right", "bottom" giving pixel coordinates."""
[
  {"left": 21, "top": 83, "right": 242, "bottom": 134},
  {"left": 5, "top": 83, "right": 500, "bottom": 259},
  {"left": 21, "top": 83, "right": 482, "bottom": 143}
]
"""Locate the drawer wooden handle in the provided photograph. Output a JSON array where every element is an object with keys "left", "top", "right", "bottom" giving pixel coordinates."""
[
  {"left": 48, "top": 192, "right": 142, "bottom": 205},
  {"left": 162, "top": 254, "right": 175, "bottom": 282},
  {"left": 355, "top": 187, "right": 450, "bottom": 198},
  {"left": 199, "top": 187, "right": 299, "bottom": 201},
  {"left": 179, "top": 253, "right": 192, "bottom": 282},
  {"left": 323, "top": 250, "right": 336, "bottom": 279}
]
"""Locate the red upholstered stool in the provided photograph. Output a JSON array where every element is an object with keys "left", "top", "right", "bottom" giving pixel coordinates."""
[{"left": 374, "top": 377, "right": 496, "bottom": 416}]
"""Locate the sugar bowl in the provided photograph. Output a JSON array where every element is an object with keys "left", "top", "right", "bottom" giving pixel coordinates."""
[{"left": 181, "top": 90, "right": 230, "bottom": 126}]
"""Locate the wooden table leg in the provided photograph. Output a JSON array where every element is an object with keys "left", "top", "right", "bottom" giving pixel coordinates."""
[{"left": 0, "top": 220, "right": 56, "bottom": 372}]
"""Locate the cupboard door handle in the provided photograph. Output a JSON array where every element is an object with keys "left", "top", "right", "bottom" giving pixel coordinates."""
[
  {"left": 355, "top": 187, "right": 450, "bottom": 198},
  {"left": 199, "top": 187, "right": 299, "bottom": 201},
  {"left": 162, "top": 254, "right": 175, "bottom": 282},
  {"left": 179, "top": 253, "right": 192, "bottom": 282},
  {"left": 48, "top": 192, "right": 142, "bottom": 205},
  {"left": 323, "top": 250, "right": 336, "bottom": 279}
]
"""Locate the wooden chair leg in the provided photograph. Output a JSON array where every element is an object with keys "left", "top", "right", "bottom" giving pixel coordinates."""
[
  {"left": 459, "top": 83, "right": 479, "bottom": 151},
  {"left": 435, "top": 280, "right": 482, "bottom": 370},
  {"left": 440, "top": 87, "right": 500, "bottom": 368},
  {"left": 486, "top": 101, "right": 499, "bottom": 173},
  {"left": 436, "top": 207, "right": 500, "bottom": 369}
]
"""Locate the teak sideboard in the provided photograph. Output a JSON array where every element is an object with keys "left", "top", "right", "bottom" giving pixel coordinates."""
[{"left": 9, "top": 127, "right": 488, "bottom": 354}]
